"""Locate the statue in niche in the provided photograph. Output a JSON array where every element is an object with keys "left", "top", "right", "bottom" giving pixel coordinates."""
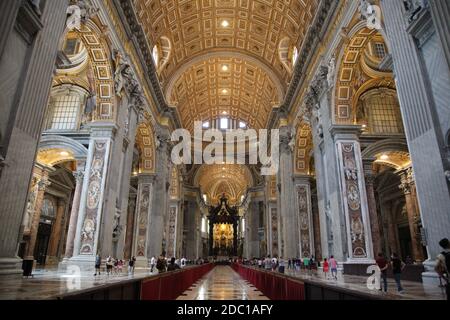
[
  {"left": 113, "top": 50, "right": 128, "bottom": 98},
  {"left": 112, "top": 210, "right": 122, "bottom": 241},
  {"left": 327, "top": 56, "right": 335, "bottom": 89}
]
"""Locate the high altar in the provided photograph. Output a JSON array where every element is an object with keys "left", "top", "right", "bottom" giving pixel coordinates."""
[{"left": 208, "top": 195, "right": 239, "bottom": 257}]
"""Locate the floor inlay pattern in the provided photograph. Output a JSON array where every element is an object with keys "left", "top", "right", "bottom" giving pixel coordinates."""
[{"left": 177, "top": 266, "right": 269, "bottom": 300}]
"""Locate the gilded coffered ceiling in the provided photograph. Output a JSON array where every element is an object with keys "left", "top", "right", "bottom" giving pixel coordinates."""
[
  {"left": 195, "top": 164, "right": 253, "bottom": 204},
  {"left": 133, "top": 0, "right": 319, "bottom": 129},
  {"left": 169, "top": 57, "right": 280, "bottom": 129}
]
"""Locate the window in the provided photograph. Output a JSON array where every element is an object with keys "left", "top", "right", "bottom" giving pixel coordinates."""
[
  {"left": 203, "top": 194, "right": 207, "bottom": 203},
  {"left": 238, "top": 121, "right": 247, "bottom": 129},
  {"left": 241, "top": 218, "right": 245, "bottom": 233},
  {"left": 202, "top": 121, "right": 210, "bottom": 129},
  {"left": 292, "top": 47, "right": 299, "bottom": 66},
  {"left": 361, "top": 90, "right": 403, "bottom": 134},
  {"left": 152, "top": 45, "right": 159, "bottom": 67},
  {"left": 201, "top": 217, "right": 206, "bottom": 233},
  {"left": 47, "top": 94, "right": 81, "bottom": 130},
  {"left": 220, "top": 118, "right": 229, "bottom": 130},
  {"left": 373, "top": 42, "right": 386, "bottom": 59}
]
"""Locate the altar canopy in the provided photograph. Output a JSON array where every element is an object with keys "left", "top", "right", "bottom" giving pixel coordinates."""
[{"left": 208, "top": 194, "right": 240, "bottom": 257}]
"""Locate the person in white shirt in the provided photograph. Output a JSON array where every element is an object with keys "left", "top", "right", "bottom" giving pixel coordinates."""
[
  {"left": 180, "top": 257, "right": 187, "bottom": 268},
  {"left": 150, "top": 256, "right": 156, "bottom": 273}
]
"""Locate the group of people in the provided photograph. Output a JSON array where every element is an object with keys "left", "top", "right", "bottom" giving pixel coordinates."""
[{"left": 94, "top": 255, "right": 136, "bottom": 276}]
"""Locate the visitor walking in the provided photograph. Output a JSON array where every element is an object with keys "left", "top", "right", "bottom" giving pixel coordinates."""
[
  {"left": 264, "top": 256, "right": 271, "bottom": 271},
  {"left": 150, "top": 256, "right": 156, "bottom": 273},
  {"left": 181, "top": 257, "right": 187, "bottom": 268},
  {"left": 435, "top": 238, "right": 450, "bottom": 300},
  {"left": 128, "top": 256, "right": 136, "bottom": 275},
  {"left": 117, "top": 259, "right": 124, "bottom": 274},
  {"left": 391, "top": 253, "right": 406, "bottom": 293},
  {"left": 329, "top": 255, "right": 338, "bottom": 280},
  {"left": 323, "top": 258, "right": 329, "bottom": 279},
  {"left": 94, "top": 254, "right": 101, "bottom": 276},
  {"left": 271, "top": 256, "right": 278, "bottom": 271},
  {"left": 303, "top": 256, "right": 310, "bottom": 274},
  {"left": 376, "top": 253, "right": 389, "bottom": 292}
]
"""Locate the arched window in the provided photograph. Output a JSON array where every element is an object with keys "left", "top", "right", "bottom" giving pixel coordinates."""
[
  {"left": 45, "top": 85, "right": 88, "bottom": 131},
  {"left": 359, "top": 88, "right": 404, "bottom": 135},
  {"left": 292, "top": 47, "right": 299, "bottom": 66},
  {"left": 152, "top": 45, "right": 159, "bottom": 67},
  {"left": 201, "top": 216, "right": 207, "bottom": 233}
]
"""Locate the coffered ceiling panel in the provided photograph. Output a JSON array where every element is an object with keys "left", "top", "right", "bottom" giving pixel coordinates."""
[{"left": 169, "top": 57, "right": 279, "bottom": 129}]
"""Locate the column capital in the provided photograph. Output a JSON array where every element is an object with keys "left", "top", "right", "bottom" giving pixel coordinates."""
[
  {"left": 398, "top": 166, "right": 415, "bottom": 195},
  {"left": 330, "top": 124, "right": 363, "bottom": 140},
  {"left": 137, "top": 173, "right": 156, "bottom": 184},
  {"left": 88, "top": 122, "right": 118, "bottom": 138}
]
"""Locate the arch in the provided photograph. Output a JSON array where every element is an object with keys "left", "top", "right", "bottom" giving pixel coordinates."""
[
  {"left": 361, "top": 138, "right": 409, "bottom": 159},
  {"left": 39, "top": 135, "right": 88, "bottom": 160},
  {"left": 165, "top": 51, "right": 285, "bottom": 104},
  {"left": 333, "top": 26, "right": 393, "bottom": 124},
  {"left": 58, "top": 19, "right": 116, "bottom": 121}
]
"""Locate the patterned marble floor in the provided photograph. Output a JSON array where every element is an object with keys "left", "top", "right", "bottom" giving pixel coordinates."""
[
  {"left": 281, "top": 267, "right": 447, "bottom": 300},
  {"left": 0, "top": 267, "right": 156, "bottom": 300},
  {"left": 177, "top": 266, "right": 269, "bottom": 300}
]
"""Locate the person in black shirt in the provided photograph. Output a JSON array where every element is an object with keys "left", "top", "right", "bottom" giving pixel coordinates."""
[
  {"left": 390, "top": 253, "right": 406, "bottom": 293},
  {"left": 167, "top": 257, "right": 180, "bottom": 271}
]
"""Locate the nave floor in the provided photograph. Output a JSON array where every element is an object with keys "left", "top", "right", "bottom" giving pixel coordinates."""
[{"left": 177, "top": 266, "right": 269, "bottom": 300}]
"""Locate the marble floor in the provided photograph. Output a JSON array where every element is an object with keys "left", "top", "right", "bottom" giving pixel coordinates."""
[
  {"left": 280, "top": 267, "right": 447, "bottom": 300},
  {"left": 0, "top": 265, "right": 446, "bottom": 300},
  {"left": 177, "top": 266, "right": 269, "bottom": 300},
  {"left": 0, "top": 267, "right": 156, "bottom": 300}
]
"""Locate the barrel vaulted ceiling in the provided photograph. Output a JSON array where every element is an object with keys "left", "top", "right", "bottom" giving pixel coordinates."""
[{"left": 133, "top": 0, "right": 319, "bottom": 130}]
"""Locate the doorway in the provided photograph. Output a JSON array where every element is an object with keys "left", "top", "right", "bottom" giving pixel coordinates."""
[{"left": 34, "top": 222, "right": 52, "bottom": 265}]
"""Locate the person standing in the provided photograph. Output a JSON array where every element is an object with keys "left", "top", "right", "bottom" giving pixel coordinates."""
[
  {"left": 150, "top": 256, "right": 156, "bottom": 273},
  {"left": 181, "top": 257, "right": 187, "bottom": 268},
  {"left": 106, "top": 256, "right": 113, "bottom": 276},
  {"left": 94, "top": 254, "right": 101, "bottom": 276},
  {"left": 391, "top": 253, "right": 406, "bottom": 293},
  {"left": 376, "top": 253, "right": 389, "bottom": 292},
  {"left": 156, "top": 251, "right": 167, "bottom": 273},
  {"left": 278, "top": 257, "right": 285, "bottom": 274},
  {"left": 435, "top": 238, "right": 450, "bottom": 301},
  {"left": 329, "top": 256, "right": 338, "bottom": 280},
  {"left": 303, "top": 256, "right": 310, "bottom": 274},
  {"left": 323, "top": 258, "right": 329, "bottom": 279}
]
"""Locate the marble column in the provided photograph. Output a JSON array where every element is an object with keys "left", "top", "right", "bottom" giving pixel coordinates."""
[
  {"left": 69, "top": 123, "right": 116, "bottom": 269},
  {"left": 331, "top": 125, "right": 374, "bottom": 263},
  {"left": 246, "top": 199, "right": 260, "bottom": 259},
  {"left": 62, "top": 164, "right": 85, "bottom": 260},
  {"left": 311, "top": 187, "right": 322, "bottom": 260},
  {"left": 133, "top": 174, "right": 154, "bottom": 267},
  {"left": 47, "top": 199, "right": 66, "bottom": 264},
  {"left": 429, "top": 0, "right": 450, "bottom": 72},
  {"left": 381, "top": 1, "right": 450, "bottom": 277},
  {"left": 294, "top": 176, "right": 315, "bottom": 259},
  {"left": 25, "top": 170, "right": 51, "bottom": 260},
  {"left": 147, "top": 127, "right": 171, "bottom": 259},
  {"left": 277, "top": 126, "right": 299, "bottom": 259},
  {"left": 363, "top": 159, "right": 382, "bottom": 257},
  {"left": 399, "top": 167, "right": 425, "bottom": 262},
  {"left": 123, "top": 190, "right": 136, "bottom": 260},
  {"left": 0, "top": 0, "right": 69, "bottom": 277},
  {"left": 384, "top": 201, "right": 399, "bottom": 257}
]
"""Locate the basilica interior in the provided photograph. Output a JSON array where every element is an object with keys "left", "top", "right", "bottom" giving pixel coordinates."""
[{"left": 0, "top": 0, "right": 449, "bottom": 301}]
